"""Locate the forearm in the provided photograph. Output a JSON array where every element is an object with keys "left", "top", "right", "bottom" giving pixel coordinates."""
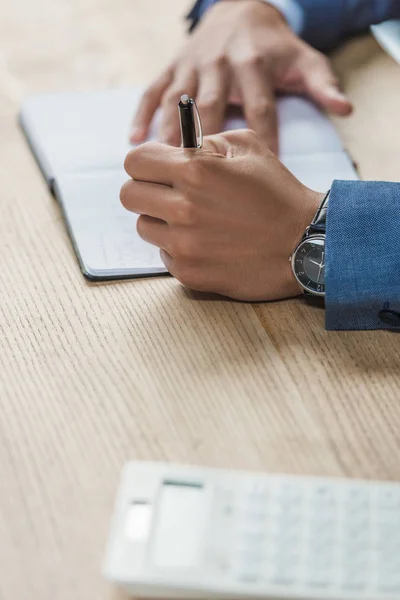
[{"left": 326, "top": 180, "right": 400, "bottom": 331}]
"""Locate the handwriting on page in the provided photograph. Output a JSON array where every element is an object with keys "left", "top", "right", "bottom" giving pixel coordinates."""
[{"left": 57, "top": 169, "right": 166, "bottom": 276}]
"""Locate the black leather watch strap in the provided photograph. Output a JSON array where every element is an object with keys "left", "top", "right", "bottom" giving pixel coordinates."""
[{"left": 308, "top": 190, "right": 330, "bottom": 236}]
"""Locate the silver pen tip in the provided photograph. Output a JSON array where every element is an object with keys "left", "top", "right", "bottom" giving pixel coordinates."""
[{"left": 180, "top": 94, "right": 190, "bottom": 105}]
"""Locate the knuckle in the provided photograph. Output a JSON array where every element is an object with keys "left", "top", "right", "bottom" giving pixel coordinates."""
[
  {"left": 136, "top": 215, "right": 147, "bottom": 239},
  {"left": 120, "top": 179, "right": 133, "bottom": 208},
  {"left": 180, "top": 158, "right": 206, "bottom": 190},
  {"left": 162, "top": 86, "right": 187, "bottom": 106},
  {"left": 202, "top": 54, "right": 227, "bottom": 70},
  {"left": 172, "top": 265, "right": 202, "bottom": 290},
  {"left": 238, "top": 52, "right": 265, "bottom": 69},
  {"left": 170, "top": 235, "right": 198, "bottom": 261},
  {"left": 238, "top": 128, "right": 259, "bottom": 143},
  {"left": 168, "top": 231, "right": 201, "bottom": 268},
  {"left": 197, "top": 93, "right": 220, "bottom": 113},
  {"left": 124, "top": 142, "right": 162, "bottom": 173},
  {"left": 248, "top": 98, "right": 273, "bottom": 119},
  {"left": 141, "top": 86, "right": 155, "bottom": 101},
  {"left": 124, "top": 149, "right": 136, "bottom": 174},
  {"left": 172, "top": 200, "right": 197, "bottom": 226}
]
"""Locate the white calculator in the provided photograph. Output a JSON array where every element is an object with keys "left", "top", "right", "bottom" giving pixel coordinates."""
[{"left": 103, "top": 461, "right": 400, "bottom": 600}]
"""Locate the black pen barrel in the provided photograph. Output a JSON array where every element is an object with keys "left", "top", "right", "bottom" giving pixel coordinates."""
[{"left": 179, "top": 97, "right": 198, "bottom": 148}]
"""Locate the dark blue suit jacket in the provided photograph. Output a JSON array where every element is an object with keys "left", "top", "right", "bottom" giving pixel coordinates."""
[{"left": 189, "top": 0, "right": 400, "bottom": 330}]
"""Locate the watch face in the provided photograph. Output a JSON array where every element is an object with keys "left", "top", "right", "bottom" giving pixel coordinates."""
[{"left": 292, "top": 235, "right": 326, "bottom": 296}]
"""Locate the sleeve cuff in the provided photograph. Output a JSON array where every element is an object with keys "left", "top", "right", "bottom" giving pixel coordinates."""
[
  {"left": 188, "top": 0, "right": 304, "bottom": 34},
  {"left": 261, "top": 0, "right": 304, "bottom": 34},
  {"left": 325, "top": 180, "right": 400, "bottom": 331}
]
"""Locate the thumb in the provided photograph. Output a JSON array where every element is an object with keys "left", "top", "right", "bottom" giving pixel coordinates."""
[{"left": 301, "top": 51, "right": 353, "bottom": 117}]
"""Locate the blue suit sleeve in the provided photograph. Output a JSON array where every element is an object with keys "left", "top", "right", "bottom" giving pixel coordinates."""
[
  {"left": 297, "top": 0, "right": 400, "bottom": 50},
  {"left": 325, "top": 180, "right": 400, "bottom": 331},
  {"left": 187, "top": 0, "right": 217, "bottom": 25},
  {"left": 187, "top": 0, "right": 304, "bottom": 33},
  {"left": 189, "top": 0, "right": 400, "bottom": 50}
]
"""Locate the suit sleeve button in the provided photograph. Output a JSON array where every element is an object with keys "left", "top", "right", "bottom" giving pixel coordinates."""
[{"left": 378, "top": 309, "right": 400, "bottom": 329}]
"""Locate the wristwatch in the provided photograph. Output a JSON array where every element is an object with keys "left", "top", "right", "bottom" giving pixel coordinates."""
[{"left": 290, "top": 190, "right": 330, "bottom": 298}]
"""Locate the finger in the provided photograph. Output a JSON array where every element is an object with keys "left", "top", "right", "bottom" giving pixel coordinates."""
[
  {"left": 131, "top": 69, "right": 173, "bottom": 143},
  {"left": 196, "top": 61, "right": 229, "bottom": 135},
  {"left": 124, "top": 142, "right": 182, "bottom": 186},
  {"left": 137, "top": 214, "right": 170, "bottom": 249},
  {"left": 120, "top": 179, "right": 176, "bottom": 222},
  {"left": 159, "top": 69, "right": 198, "bottom": 146},
  {"left": 301, "top": 52, "right": 353, "bottom": 116},
  {"left": 234, "top": 62, "right": 279, "bottom": 153}
]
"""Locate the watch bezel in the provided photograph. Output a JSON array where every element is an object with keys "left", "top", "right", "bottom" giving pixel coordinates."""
[{"left": 291, "top": 234, "right": 326, "bottom": 298}]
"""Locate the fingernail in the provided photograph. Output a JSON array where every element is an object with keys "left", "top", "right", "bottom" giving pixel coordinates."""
[{"left": 130, "top": 127, "right": 145, "bottom": 143}]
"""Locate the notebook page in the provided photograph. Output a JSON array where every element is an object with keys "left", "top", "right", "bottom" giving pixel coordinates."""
[
  {"left": 55, "top": 169, "right": 166, "bottom": 278},
  {"left": 20, "top": 88, "right": 351, "bottom": 178}
]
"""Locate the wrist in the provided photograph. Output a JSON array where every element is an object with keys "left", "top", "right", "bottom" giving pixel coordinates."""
[
  {"left": 214, "top": 0, "right": 289, "bottom": 25},
  {"left": 216, "top": 0, "right": 303, "bottom": 33},
  {"left": 268, "top": 188, "right": 324, "bottom": 301},
  {"left": 288, "top": 189, "right": 327, "bottom": 297}
]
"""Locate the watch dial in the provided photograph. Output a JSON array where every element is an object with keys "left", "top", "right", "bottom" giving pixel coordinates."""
[{"left": 293, "top": 236, "right": 326, "bottom": 296}]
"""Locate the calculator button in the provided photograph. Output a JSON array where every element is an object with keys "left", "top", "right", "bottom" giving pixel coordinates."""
[
  {"left": 341, "top": 574, "right": 368, "bottom": 592},
  {"left": 377, "top": 578, "right": 400, "bottom": 593},
  {"left": 271, "top": 571, "right": 296, "bottom": 586},
  {"left": 237, "top": 571, "right": 260, "bottom": 584},
  {"left": 241, "top": 531, "right": 266, "bottom": 545},
  {"left": 376, "top": 488, "right": 400, "bottom": 510},
  {"left": 311, "top": 485, "right": 337, "bottom": 506},
  {"left": 277, "top": 483, "right": 303, "bottom": 504},
  {"left": 345, "top": 487, "right": 370, "bottom": 509},
  {"left": 306, "top": 569, "right": 333, "bottom": 589}
]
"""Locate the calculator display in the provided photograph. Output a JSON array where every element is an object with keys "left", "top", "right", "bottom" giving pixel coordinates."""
[{"left": 152, "top": 481, "right": 206, "bottom": 570}]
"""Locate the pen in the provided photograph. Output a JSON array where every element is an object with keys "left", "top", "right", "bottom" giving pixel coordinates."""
[{"left": 178, "top": 95, "right": 203, "bottom": 149}]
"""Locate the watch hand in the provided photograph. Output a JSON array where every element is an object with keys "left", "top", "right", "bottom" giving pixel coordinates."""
[
  {"left": 318, "top": 252, "right": 325, "bottom": 282},
  {"left": 309, "top": 259, "right": 322, "bottom": 267},
  {"left": 317, "top": 260, "right": 325, "bottom": 283}
]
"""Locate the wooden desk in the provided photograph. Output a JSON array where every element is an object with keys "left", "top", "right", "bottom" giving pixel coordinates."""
[{"left": 0, "top": 2, "right": 399, "bottom": 598}]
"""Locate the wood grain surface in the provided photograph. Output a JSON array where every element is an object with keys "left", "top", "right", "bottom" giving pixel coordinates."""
[{"left": 0, "top": 1, "right": 399, "bottom": 599}]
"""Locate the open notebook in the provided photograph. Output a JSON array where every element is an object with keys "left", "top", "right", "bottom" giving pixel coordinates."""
[{"left": 20, "top": 88, "right": 358, "bottom": 281}]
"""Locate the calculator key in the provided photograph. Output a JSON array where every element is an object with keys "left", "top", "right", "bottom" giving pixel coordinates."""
[
  {"left": 341, "top": 554, "right": 369, "bottom": 573},
  {"left": 243, "top": 510, "right": 267, "bottom": 524},
  {"left": 237, "top": 571, "right": 260, "bottom": 584},
  {"left": 341, "top": 577, "right": 368, "bottom": 591},
  {"left": 307, "top": 569, "right": 333, "bottom": 588},
  {"left": 237, "top": 548, "right": 265, "bottom": 567},
  {"left": 272, "top": 532, "right": 302, "bottom": 553},
  {"left": 309, "top": 523, "right": 337, "bottom": 541},
  {"left": 267, "top": 546, "right": 300, "bottom": 568},
  {"left": 241, "top": 530, "right": 266, "bottom": 544},
  {"left": 312, "top": 485, "right": 337, "bottom": 504},
  {"left": 378, "top": 581, "right": 400, "bottom": 593},
  {"left": 271, "top": 568, "right": 297, "bottom": 586},
  {"left": 377, "top": 571, "right": 400, "bottom": 593},
  {"left": 345, "top": 487, "right": 370, "bottom": 508},
  {"left": 376, "top": 488, "right": 400, "bottom": 510}
]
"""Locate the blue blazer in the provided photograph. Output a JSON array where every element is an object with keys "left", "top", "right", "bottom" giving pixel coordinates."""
[
  {"left": 189, "top": 0, "right": 400, "bottom": 50},
  {"left": 189, "top": 0, "right": 400, "bottom": 331}
]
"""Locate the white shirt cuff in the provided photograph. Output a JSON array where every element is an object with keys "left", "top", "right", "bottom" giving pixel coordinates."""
[{"left": 260, "top": 0, "right": 304, "bottom": 34}]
